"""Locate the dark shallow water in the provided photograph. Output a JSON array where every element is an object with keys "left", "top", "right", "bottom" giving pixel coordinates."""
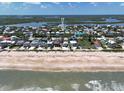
[{"left": 0, "top": 71, "right": 124, "bottom": 91}]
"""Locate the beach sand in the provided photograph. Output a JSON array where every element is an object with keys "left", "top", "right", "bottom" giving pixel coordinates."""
[{"left": 0, "top": 51, "right": 124, "bottom": 72}]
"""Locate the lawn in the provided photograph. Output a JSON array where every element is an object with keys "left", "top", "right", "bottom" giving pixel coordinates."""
[{"left": 78, "top": 37, "right": 92, "bottom": 49}]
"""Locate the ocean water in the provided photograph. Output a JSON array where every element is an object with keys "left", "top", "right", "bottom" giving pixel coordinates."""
[{"left": 0, "top": 71, "right": 124, "bottom": 91}]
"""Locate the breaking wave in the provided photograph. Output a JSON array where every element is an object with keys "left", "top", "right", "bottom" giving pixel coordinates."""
[
  {"left": 85, "top": 80, "right": 124, "bottom": 91},
  {"left": 0, "top": 85, "right": 60, "bottom": 91}
]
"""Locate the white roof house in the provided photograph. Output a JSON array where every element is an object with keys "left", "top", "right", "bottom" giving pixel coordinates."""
[
  {"left": 108, "top": 40, "right": 116, "bottom": 44},
  {"left": 70, "top": 40, "right": 77, "bottom": 44}
]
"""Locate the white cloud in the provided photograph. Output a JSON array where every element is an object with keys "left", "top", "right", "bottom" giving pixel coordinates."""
[
  {"left": 120, "top": 3, "right": 124, "bottom": 6},
  {"left": 68, "top": 3, "right": 76, "bottom": 8},
  {"left": 22, "top": 2, "right": 47, "bottom": 9},
  {"left": 25, "top": 2, "right": 41, "bottom": 5},
  {"left": 0, "top": 2, "right": 12, "bottom": 9},
  {"left": 107, "top": 2, "right": 112, "bottom": 5},
  {"left": 0, "top": 2, "right": 12, "bottom": 5},
  {"left": 90, "top": 2, "right": 97, "bottom": 6},
  {"left": 52, "top": 2, "right": 60, "bottom": 4},
  {"left": 40, "top": 5, "right": 47, "bottom": 8},
  {"left": 68, "top": 3, "right": 78, "bottom": 8},
  {"left": 18, "top": 3, "right": 31, "bottom": 10},
  {"left": 68, "top": 3, "right": 73, "bottom": 7}
]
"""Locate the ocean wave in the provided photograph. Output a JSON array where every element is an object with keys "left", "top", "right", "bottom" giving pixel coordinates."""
[{"left": 85, "top": 80, "right": 124, "bottom": 91}]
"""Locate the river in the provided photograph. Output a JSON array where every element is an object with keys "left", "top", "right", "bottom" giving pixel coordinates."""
[
  {"left": 0, "top": 71, "right": 124, "bottom": 91},
  {"left": 2, "top": 22, "right": 124, "bottom": 27}
]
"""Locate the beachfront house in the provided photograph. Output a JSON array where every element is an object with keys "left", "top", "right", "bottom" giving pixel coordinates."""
[
  {"left": 121, "top": 43, "right": 124, "bottom": 49},
  {"left": 108, "top": 43, "right": 122, "bottom": 49},
  {"left": 52, "top": 39, "right": 62, "bottom": 51},
  {"left": 69, "top": 40, "right": 78, "bottom": 51},
  {"left": 15, "top": 40, "right": 25, "bottom": 46},
  {"left": 92, "top": 39, "right": 103, "bottom": 50},
  {"left": 62, "top": 41, "right": 70, "bottom": 51},
  {"left": 23, "top": 41, "right": 30, "bottom": 48},
  {"left": 47, "top": 40, "right": 53, "bottom": 50},
  {"left": 0, "top": 40, "right": 12, "bottom": 49},
  {"left": 37, "top": 42, "right": 47, "bottom": 51},
  {"left": 53, "top": 39, "right": 61, "bottom": 47},
  {"left": 30, "top": 39, "right": 39, "bottom": 48}
]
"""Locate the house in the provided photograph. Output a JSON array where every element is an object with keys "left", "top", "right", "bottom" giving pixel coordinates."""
[
  {"left": 108, "top": 43, "right": 122, "bottom": 49},
  {"left": 39, "top": 41, "right": 47, "bottom": 48},
  {"left": 41, "top": 38, "right": 48, "bottom": 43},
  {"left": 74, "top": 31, "right": 85, "bottom": 37},
  {"left": 51, "top": 31, "right": 56, "bottom": 36},
  {"left": 108, "top": 39, "right": 116, "bottom": 45},
  {"left": 15, "top": 40, "right": 25, "bottom": 46},
  {"left": 47, "top": 41, "right": 53, "bottom": 50},
  {"left": 69, "top": 40, "right": 78, "bottom": 51},
  {"left": 59, "top": 31, "right": 65, "bottom": 36},
  {"left": 30, "top": 39, "right": 39, "bottom": 48},
  {"left": 23, "top": 32, "right": 33, "bottom": 37},
  {"left": 0, "top": 42, "right": 7, "bottom": 49},
  {"left": 23, "top": 41, "right": 30, "bottom": 48},
  {"left": 0, "top": 40, "right": 12, "bottom": 49},
  {"left": 62, "top": 41, "right": 70, "bottom": 51},
  {"left": 115, "top": 37, "right": 124, "bottom": 43},
  {"left": 0, "top": 36, "right": 4, "bottom": 40},
  {"left": 10, "top": 36, "right": 20, "bottom": 41},
  {"left": 56, "top": 31, "right": 60, "bottom": 36},
  {"left": 121, "top": 43, "right": 124, "bottom": 49},
  {"left": 36, "top": 40, "right": 47, "bottom": 51},
  {"left": 52, "top": 39, "right": 62, "bottom": 51},
  {"left": 92, "top": 39, "right": 103, "bottom": 50},
  {"left": 53, "top": 39, "right": 61, "bottom": 47},
  {"left": 0, "top": 36, "right": 11, "bottom": 41}
]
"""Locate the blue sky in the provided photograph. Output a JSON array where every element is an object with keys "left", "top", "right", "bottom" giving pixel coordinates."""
[{"left": 0, "top": 2, "right": 124, "bottom": 15}]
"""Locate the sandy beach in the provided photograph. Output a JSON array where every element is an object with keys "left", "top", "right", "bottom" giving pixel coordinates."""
[{"left": 0, "top": 51, "right": 124, "bottom": 72}]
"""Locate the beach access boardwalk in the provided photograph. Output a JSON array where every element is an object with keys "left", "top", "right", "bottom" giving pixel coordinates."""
[{"left": 0, "top": 51, "right": 124, "bottom": 72}]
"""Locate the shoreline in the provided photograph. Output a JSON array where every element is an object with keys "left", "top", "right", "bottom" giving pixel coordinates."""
[{"left": 0, "top": 51, "right": 124, "bottom": 72}]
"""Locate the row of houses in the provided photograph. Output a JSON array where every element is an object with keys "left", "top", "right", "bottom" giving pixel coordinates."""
[
  {"left": 0, "top": 35, "right": 79, "bottom": 51},
  {"left": 0, "top": 24, "right": 124, "bottom": 51}
]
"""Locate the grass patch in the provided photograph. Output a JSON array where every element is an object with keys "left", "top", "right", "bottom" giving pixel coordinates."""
[{"left": 78, "top": 38, "right": 91, "bottom": 49}]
